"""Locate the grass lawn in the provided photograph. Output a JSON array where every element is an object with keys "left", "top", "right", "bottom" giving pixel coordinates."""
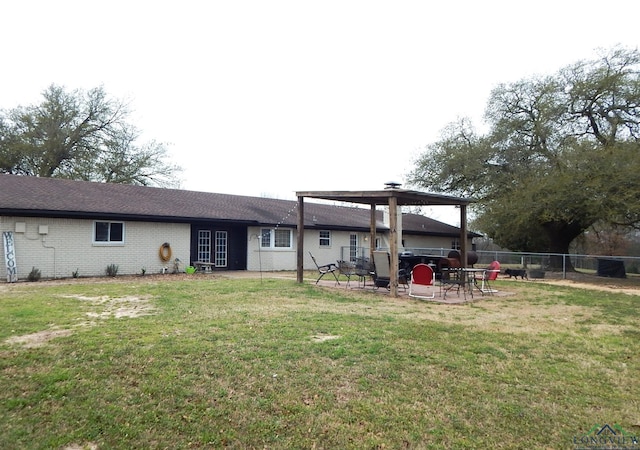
[{"left": 1, "top": 274, "right": 639, "bottom": 449}]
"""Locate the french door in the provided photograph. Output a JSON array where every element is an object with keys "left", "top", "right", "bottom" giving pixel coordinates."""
[
  {"left": 197, "top": 230, "right": 228, "bottom": 267},
  {"left": 214, "top": 231, "right": 228, "bottom": 268}
]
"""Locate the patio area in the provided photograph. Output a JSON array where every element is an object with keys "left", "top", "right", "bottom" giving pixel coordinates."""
[{"left": 313, "top": 274, "right": 514, "bottom": 304}]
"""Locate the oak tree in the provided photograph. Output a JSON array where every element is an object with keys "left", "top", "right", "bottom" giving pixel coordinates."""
[
  {"left": 409, "top": 47, "right": 640, "bottom": 268},
  {"left": 0, "top": 84, "right": 181, "bottom": 187}
]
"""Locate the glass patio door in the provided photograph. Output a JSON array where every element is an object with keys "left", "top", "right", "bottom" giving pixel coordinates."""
[{"left": 214, "top": 231, "right": 228, "bottom": 268}]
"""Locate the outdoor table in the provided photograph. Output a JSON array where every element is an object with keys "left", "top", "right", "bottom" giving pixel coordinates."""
[{"left": 441, "top": 268, "right": 493, "bottom": 299}]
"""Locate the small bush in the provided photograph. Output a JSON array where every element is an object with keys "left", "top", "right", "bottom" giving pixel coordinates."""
[
  {"left": 72, "top": 268, "right": 80, "bottom": 278},
  {"left": 105, "top": 264, "right": 119, "bottom": 277},
  {"left": 141, "top": 267, "right": 146, "bottom": 276},
  {"left": 27, "top": 267, "right": 41, "bottom": 282}
]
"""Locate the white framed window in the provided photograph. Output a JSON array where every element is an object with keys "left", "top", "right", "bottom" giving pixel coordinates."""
[
  {"left": 319, "top": 230, "right": 331, "bottom": 247},
  {"left": 260, "top": 228, "right": 292, "bottom": 249},
  {"left": 451, "top": 239, "right": 461, "bottom": 250},
  {"left": 93, "top": 221, "right": 124, "bottom": 244}
]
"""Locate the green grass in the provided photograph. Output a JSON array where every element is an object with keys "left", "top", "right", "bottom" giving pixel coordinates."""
[{"left": 1, "top": 275, "right": 639, "bottom": 449}]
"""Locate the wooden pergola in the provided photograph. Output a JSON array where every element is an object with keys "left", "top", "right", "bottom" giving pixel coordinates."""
[{"left": 295, "top": 188, "right": 473, "bottom": 297}]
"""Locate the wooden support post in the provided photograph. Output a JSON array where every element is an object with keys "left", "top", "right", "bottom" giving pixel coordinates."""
[
  {"left": 460, "top": 204, "right": 468, "bottom": 269},
  {"left": 296, "top": 196, "right": 304, "bottom": 283},
  {"left": 369, "top": 204, "right": 376, "bottom": 262},
  {"left": 389, "top": 196, "right": 398, "bottom": 298}
]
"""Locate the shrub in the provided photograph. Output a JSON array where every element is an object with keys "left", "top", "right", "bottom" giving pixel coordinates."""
[
  {"left": 72, "top": 268, "right": 80, "bottom": 278},
  {"left": 27, "top": 267, "right": 41, "bottom": 282},
  {"left": 106, "top": 264, "right": 119, "bottom": 277}
]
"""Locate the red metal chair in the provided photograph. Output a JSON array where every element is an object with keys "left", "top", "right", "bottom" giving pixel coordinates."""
[
  {"left": 409, "top": 263, "right": 436, "bottom": 299},
  {"left": 475, "top": 260, "right": 500, "bottom": 294}
]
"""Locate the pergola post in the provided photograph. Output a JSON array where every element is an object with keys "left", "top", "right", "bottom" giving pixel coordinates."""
[
  {"left": 296, "top": 196, "right": 304, "bottom": 283},
  {"left": 369, "top": 204, "right": 376, "bottom": 262},
  {"left": 460, "top": 204, "right": 468, "bottom": 268},
  {"left": 388, "top": 196, "right": 399, "bottom": 297}
]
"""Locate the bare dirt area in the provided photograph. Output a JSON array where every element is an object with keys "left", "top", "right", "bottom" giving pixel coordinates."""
[
  {"left": 4, "top": 290, "right": 157, "bottom": 349},
  {"left": 58, "top": 293, "right": 156, "bottom": 319},
  {"left": 5, "top": 328, "right": 74, "bottom": 348},
  {"left": 529, "top": 271, "right": 640, "bottom": 295}
]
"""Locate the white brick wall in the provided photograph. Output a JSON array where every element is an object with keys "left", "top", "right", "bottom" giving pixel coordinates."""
[
  {"left": 244, "top": 226, "right": 468, "bottom": 271},
  {"left": 1, "top": 216, "right": 469, "bottom": 280},
  {"left": 245, "top": 227, "right": 368, "bottom": 271},
  {"left": 0, "top": 216, "right": 190, "bottom": 280}
]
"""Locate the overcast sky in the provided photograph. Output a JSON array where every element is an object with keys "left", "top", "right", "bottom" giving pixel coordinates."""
[{"left": 2, "top": 1, "right": 640, "bottom": 224}]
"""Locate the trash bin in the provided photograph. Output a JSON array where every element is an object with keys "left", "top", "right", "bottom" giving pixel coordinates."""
[{"left": 597, "top": 259, "right": 626, "bottom": 278}]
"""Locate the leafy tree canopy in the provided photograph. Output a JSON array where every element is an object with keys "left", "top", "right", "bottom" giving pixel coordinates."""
[
  {"left": 0, "top": 84, "right": 181, "bottom": 187},
  {"left": 409, "top": 47, "right": 640, "bottom": 265}
]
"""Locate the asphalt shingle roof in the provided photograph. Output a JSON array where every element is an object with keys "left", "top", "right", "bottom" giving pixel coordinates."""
[{"left": 0, "top": 174, "right": 468, "bottom": 236}]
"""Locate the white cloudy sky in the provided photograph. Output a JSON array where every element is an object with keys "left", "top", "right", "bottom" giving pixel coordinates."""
[{"left": 2, "top": 1, "right": 640, "bottom": 224}]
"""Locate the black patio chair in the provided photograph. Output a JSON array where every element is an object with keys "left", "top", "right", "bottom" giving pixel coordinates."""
[
  {"left": 371, "top": 251, "right": 409, "bottom": 291},
  {"left": 309, "top": 252, "right": 340, "bottom": 285}
]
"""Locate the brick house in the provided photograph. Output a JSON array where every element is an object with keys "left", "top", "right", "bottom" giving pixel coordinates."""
[{"left": 0, "top": 174, "right": 476, "bottom": 281}]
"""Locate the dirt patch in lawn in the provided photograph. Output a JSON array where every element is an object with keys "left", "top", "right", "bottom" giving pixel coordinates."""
[
  {"left": 531, "top": 270, "right": 640, "bottom": 295},
  {"left": 60, "top": 294, "right": 157, "bottom": 319},
  {"left": 311, "top": 333, "right": 341, "bottom": 342},
  {"left": 5, "top": 294, "right": 156, "bottom": 349},
  {"left": 5, "top": 328, "right": 74, "bottom": 348},
  {"left": 534, "top": 278, "right": 640, "bottom": 295}
]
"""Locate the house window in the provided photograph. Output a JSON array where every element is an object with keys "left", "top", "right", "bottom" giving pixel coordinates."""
[
  {"left": 319, "top": 230, "right": 331, "bottom": 247},
  {"left": 274, "top": 229, "right": 291, "bottom": 248},
  {"left": 261, "top": 229, "right": 271, "bottom": 247},
  {"left": 261, "top": 228, "right": 292, "bottom": 248},
  {"left": 94, "top": 221, "right": 124, "bottom": 243},
  {"left": 451, "top": 239, "right": 461, "bottom": 250}
]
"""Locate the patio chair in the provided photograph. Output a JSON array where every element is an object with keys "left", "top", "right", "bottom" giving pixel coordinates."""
[
  {"left": 409, "top": 263, "right": 436, "bottom": 299},
  {"left": 439, "top": 257, "right": 467, "bottom": 300},
  {"left": 309, "top": 252, "right": 340, "bottom": 285},
  {"left": 474, "top": 260, "right": 500, "bottom": 295},
  {"left": 337, "top": 260, "right": 358, "bottom": 288},
  {"left": 372, "top": 251, "right": 409, "bottom": 290},
  {"left": 354, "top": 257, "right": 373, "bottom": 288}
]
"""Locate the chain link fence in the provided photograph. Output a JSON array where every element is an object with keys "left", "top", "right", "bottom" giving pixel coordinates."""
[{"left": 341, "top": 246, "right": 640, "bottom": 279}]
